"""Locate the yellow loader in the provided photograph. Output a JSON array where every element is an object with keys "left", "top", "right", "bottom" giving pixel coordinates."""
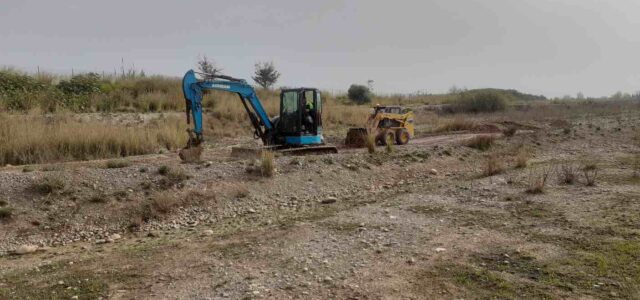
[{"left": 345, "top": 105, "right": 415, "bottom": 147}]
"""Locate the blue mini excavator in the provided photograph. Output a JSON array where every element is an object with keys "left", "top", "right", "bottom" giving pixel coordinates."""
[{"left": 178, "top": 70, "right": 338, "bottom": 161}]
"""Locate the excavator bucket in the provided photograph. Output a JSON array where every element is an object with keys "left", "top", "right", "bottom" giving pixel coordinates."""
[
  {"left": 345, "top": 128, "right": 368, "bottom": 148},
  {"left": 178, "top": 144, "right": 203, "bottom": 163}
]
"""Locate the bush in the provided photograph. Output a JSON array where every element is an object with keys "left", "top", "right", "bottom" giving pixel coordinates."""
[
  {"left": 450, "top": 91, "right": 507, "bottom": 113},
  {"left": 57, "top": 73, "right": 102, "bottom": 95},
  {"left": 347, "top": 84, "right": 373, "bottom": 104},
  {"left": 0, "top": 70, "right": 47, "bottom": 95}
]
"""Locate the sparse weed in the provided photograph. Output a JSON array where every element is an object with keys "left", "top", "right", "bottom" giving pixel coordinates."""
[
  {"left": 138, "top": 193, "right": 181, "bottom": 221},
  {"left": 526, "top": 167, "right": 552, "bottom": 194},
  {"left": 0, "top": 199, "right": 7, "bottom": 206},
  {"left": 582, "top": 163, "right": 598, "bottom": 186},
  {"left": 158, "top": 167, "right": 190, "bottom": 188},
  {"left": 22, "top": 166, "right": 34, "bottom": 173},
  {"left": 149, "top": 193, "right": 179, "bottom": 214},
  {"left": 558, "top": 163, "right": 577, "bottom": 185},
  {"left": 260, "top": 151, "right": 275, "bottom": 177}
]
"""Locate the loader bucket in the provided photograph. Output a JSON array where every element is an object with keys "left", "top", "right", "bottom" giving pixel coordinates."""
[{"left": 345, "top": 128, "right": 368, "bottom": 148}]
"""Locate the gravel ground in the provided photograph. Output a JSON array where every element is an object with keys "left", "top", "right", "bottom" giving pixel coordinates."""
[{"left": 1, "top": 112, "right": 639, "bottom": 299}]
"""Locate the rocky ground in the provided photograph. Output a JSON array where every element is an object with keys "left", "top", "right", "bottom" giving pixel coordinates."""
[{"left": 0, "top": 110, "right": 639, "bottom": 299}]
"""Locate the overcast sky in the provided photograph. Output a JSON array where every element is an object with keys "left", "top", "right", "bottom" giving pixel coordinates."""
[{"left": 1, "top": 0, "right": 639, "bottom": 97}]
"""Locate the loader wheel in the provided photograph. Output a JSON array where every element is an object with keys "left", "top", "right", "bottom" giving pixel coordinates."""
[
  {"left": 396, "top": 129, "right": 410, "bottom": 145},
  {"left": 378, "top": 130, "right": 395, "bottom": 146}
]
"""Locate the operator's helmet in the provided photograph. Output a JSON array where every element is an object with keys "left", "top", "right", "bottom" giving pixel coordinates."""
[{"left": 306, "top": 100, "right": 313, "bottom": 110}]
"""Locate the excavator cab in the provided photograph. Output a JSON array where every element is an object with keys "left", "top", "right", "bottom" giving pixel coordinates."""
[{"left": 277, "top": 88, "right": 323, "bottom": 146}]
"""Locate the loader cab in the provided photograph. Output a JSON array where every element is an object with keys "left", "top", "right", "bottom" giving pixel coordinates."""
[{"left": 278, "top": 88, "right": 323, "bottom": 146}]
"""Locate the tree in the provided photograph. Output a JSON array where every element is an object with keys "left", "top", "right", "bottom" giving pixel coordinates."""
[
  {"left": 577, "top": 92, "right": 585, "bottom": 100},
  {"left": 197, "top": 55, "right": 222, "bottom": 79},
  {"left": 347, "top": 84, "right": 373, "bottom": 104},
  {"left": 252, "top": 61, "right": 280, "bottom": 89}
]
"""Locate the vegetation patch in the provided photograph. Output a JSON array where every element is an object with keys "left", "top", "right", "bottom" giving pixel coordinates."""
[
  {"left": 260, "top": 151, "right": 275, "bottom": 177},
  {"left": 0, "top": 262, "right": 109, "bottom": 300},
  {"left": 105, "top": 159, "right": 130, "bottom": 169},
  {"left": 0, "top": 207, "right": 14, "bottom": 220},
  {"left": 466, "top": 135, "right": 495, "bottom": 151},
  {"left": 31, "top": 176, "right": 65, "bottom": 194}
]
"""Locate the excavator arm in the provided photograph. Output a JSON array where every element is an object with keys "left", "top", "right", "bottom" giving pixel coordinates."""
[{"left": 179, "top": 69, "right": 274, "bottom": 161}]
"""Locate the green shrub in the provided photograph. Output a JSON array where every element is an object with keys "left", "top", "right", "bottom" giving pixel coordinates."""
[
  {"left": 450, "top": 91, "right": 507, "bottom": 113},
  {"left": 347, "top": 84, "right": 373, "bottom": 104},
  {"left": 0, "top": 70, "right": 47, "bottom": 95},
  {"left": 57, "top": 73, "right": 102, "bottom": 95}
]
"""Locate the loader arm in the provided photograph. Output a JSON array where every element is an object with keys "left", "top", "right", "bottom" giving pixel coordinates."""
[{"left": 182, "top": 69, "right": 273, "bottom": 147}]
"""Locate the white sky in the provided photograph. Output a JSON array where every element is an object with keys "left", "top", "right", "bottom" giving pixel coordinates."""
[{"left": 1, "top": 0, "right": 639, "bottom": 97}]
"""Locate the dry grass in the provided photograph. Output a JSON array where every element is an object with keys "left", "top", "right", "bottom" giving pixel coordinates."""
[
  {"left": 483, "top": 154, "right": 504, "bottom": 177},
  {"left": 526, "top": 167, "right": 552, "bottom": 194},
  {"left": 157, "top": 166, "right": 190, "bottom": 188},
  {"left": 260, "top": 151, "right": 275, "bottom": 177},
  {"left": 514, "top": 147, "right": 528, "bottom": 168},
  {"left": 0, "top": 113, "right": 187, "bottom": 165},
  {"left": 434, "top": 116, "right": 476, "bottom": 133},
  {"left": 466, "top": 135, "right": 495, "bottom": 151},
  {"left": 105, "top": 159, "right": 130, "bottom": 169}
]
